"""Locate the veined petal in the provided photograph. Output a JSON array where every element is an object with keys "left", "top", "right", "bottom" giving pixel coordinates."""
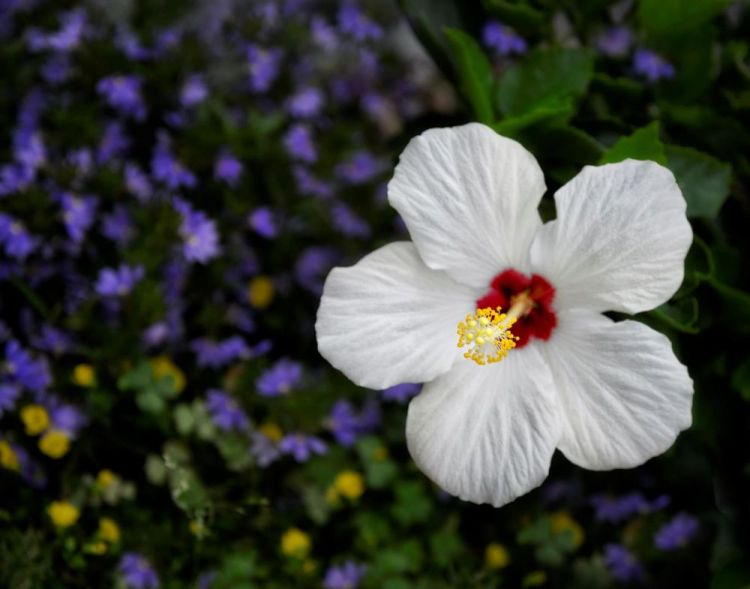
[
  {"left": 316, "top": 242, "right": 475, "bottom": 389},
  {"left": 545, "top": 309, "right": 693, "bottom": 470},
  {"left": 388, "top": 123, "right": 546, "bottom": 288},
  {"left": 406, "top": 346, "right": 561, "bottom": 507},
  {"left": 529, "top": 159, "right": 692, "bottom": 314}
]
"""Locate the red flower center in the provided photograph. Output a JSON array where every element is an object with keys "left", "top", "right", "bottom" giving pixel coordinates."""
[{"left": 476, "top": 269, "right": 557, "bottom": 348}]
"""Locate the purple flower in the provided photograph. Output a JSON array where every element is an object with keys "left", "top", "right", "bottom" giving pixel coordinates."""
[
  {"left": 654, "top": 513, "right": 699, "bottom": 550},
  {"left": 283, "top": 124, "right": 317, "bottom": 163},
  {"left": 143, "top": 322, "right": 170, "bottom": 347},
  {"left": 27, "top": 8, "right": 87, "bottom": 53},
  {"left": 192, "top": 336, "right": 250, "bottom": 369},
  {"left": 338, "top": 3, "right": 382, "bottom": 41},
  {"left": 4, "top": 340, "right": 51, "bottom": 393},
  {"left": 295, "top": 246, "right": 339, "bottom": 294},
  {"left": 482, "top": 21, "right": 527, "bottom": 56},
  {"left": 256, "top": 359, "right": 303, "bottom": 397},
  {"left": 323, "top": 561, "right": 367, "bottom": 589},
  {"left": 382, "top": 383, "right": 420, "bottom": 404},
  {"left": 330, "top": 202, "right": 371, "bottom": 238},
  {"left": 152, "top": 134, "right": 196, "bottom": 189},
  {"left": 180, "top": 74, "right": 208, "bottom": 108},
  {"left": 49, "top": 402, "right": 86, "bottom": 437},
  {"left": 115, "top": 27, "right": 151, "bottom": 61},
  {"left": 13, "top": 444, "right": 47, "bottom": 489},
  {"left": 0, "top": 214, "right": 37, "bottom": 259},
  {"left": 206, "top": 389, "right": 250, "bottom": 432},
  {"left": 591, "top": 492, "right": 669, "bottom": 523},
  {"left": 633, "top": 49, "right": 676, "bottom": 82},
  {"left": 59, "top": 193, "right": 97, "bottom": 245},
  {"left": 312, "top": 16, "right": 338, "bottom": 51},
  {"left": 287, "top": 87, "right": 324, "bottom": 118},
  {"left": 335, "top": 151, "right": 383, "bottom": 184},
  {"left": 279, "top": 433, "right": 327, "bottom": 462},
  {"left": 101, "top": 205, "right": 134, "bottom": 246},
  {"left": 124, "top": 163, "right": 153, "bottom": 201},
  {"left": 251, "top": 432, "right": 281, "bottom": 467},
  {"left": 95, "top": 264, "right": 145, "bottom": 297},
  {"left": 42, "top": 53, "right": 72, "bottom": 84},
  {"left": 214, "top": 151, "right": 243, "bottom": 186},
  {"left": 247, "top": 45, "right": 282, "bottom": 93},
  {"left": 98, "top": 121, "right": 130, "bottom": 163},
  {"left": 31, "top": 325, "right": 73, "bottom": 356},
  {"left": 327, "top": 400, "right": 361, "bottom": 446},
  {"left": 595, "top": 26, "right": 633, "bottom": 58},
  {"left": 97, "top": 75, "right": 147, "bottom": 121},
  {"left": 173, "top": 199, "right": 220, "bottom": 263},
  {"left": 604, "top": 544, "right": 644, "bottom": 583},
  {"left": 0, "top": 383, "right": 21, "bottom": 416},
  {"left": 248, "top": 207, "right": 278, "bottom": 238},
  {"left": 293, "top": 166, "right": 333, "bottom": 199},
  {"left": 119, "top": 553, "right": 159, "bottom": 589},
  {"left": 13, "top": 128, "right": 45, "bottom": 170}
]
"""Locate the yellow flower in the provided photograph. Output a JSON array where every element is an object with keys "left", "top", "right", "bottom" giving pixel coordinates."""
[
  {"left": 99, "top": 517, "right": 121, "bottom": 543},
  {"left": 190, "top": 520, "right": 207, "bottom": 538},
  {"left": 549, "top": 511, "right": 584, "bottom": 549},
  {"left": 248, "top": 275, "right": 274, "bottom": 309},
  {"left": 332, "top": 470, "right": 365, "bottom": 501},
  {"left": 39, "top": 430, "right": 70, "bottom": 459},
  {"left": 0, "top": 440, "right": 19, "bottom": 471},
  {"left": 72, "top": 363, "right": 96, "bottom": 387},
  {"left": 48, "top": 501, "right": 80, "bottom": 528},
  {"left": 149, "top": 356, "right": 186, "bottom": 394},
  {"left": 523, "top": 571, "right": 547, "bottom": 587},
  {"left": 281, "top": 527, "right": 311, "bottom": 558},
  {"left": 96, "top": 469, "right": 118, "bottom": 488},
  {"left": 302, "top": 559, "right": 317, "bottom": 574},
  {"left": 21, "top": 404, "right": 49, "bottom": 436},
  {"left": 485, "top": 543, "right": 510, "bottom": 570},
  {"left": 259, "top": 422, "right": 283, "bottom": 442},
  {"left": 85, "top": 541, "right": 108, "bottom": 555}
]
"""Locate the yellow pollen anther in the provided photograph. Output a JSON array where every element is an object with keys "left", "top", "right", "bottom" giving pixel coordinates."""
[{"left": 457, "top": 307, "right": 519, "bottom": 366}]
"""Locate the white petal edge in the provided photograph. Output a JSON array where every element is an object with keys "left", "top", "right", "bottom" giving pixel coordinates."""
[
  {"left": 545, "top": 309, "right": 693, "bottom": 470},
  {"left": 406, "top": 346, "right": 561, "bottom": 507},
  {"left": 315, "top": 241, "right": 476, "bottom": 390},
  {"left": 388, "top": 123, "right": 547, "bottom": 288},
  {"left": 529, "top": 159, "right": 692, "bottom": 314}
]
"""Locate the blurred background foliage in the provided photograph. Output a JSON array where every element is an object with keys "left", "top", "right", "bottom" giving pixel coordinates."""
[{"left": 0, "top": 0, "right": 749, "bottom": 587}]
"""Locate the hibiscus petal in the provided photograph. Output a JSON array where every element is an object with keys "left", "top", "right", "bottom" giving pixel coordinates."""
[
  {"left": 545, "top": 309, "right": 693, "bottom": 470},
  {"left": 406, "top": 347, "right": 561, "bottom": 507},
  {"left": 529, "top": 159, "right": 692, "bottom": 313},
  {"left": 388, "top": 123, "right": 546, "bottom": 288},
  {"left": 316, "top": 242, "right": 475, "bottom": 389}
]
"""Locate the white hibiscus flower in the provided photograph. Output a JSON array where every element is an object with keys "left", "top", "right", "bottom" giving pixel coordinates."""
[{"left": 316, "top": 123, "right": 694, "bottom": 508}]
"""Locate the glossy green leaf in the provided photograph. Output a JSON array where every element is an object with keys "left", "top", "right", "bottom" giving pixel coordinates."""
[
  {"left": 481, "top": 0, "right": 545, "bottom": 31},
  {"left": 444, "top": 27, "right": 495, "bottom": 123},
  {"left": 639, "top": 0, "right": 730, "bottom": 39},
  {"left": 666, "top": 145, "right": 732, "bottom": 219},
  {"left": 600, "top": 122, "right": 666, "bottom": 165}
]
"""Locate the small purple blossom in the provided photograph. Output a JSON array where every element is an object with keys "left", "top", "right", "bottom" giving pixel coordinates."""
[
  {"left": 191, "top": 336, "right": 250, "bottom": 369},
  {"left": 338, "top": 3, "right": 382, "bottom": 41},
  {"left": 482, "top": 21, "right": 527, "bottom": 56},
  {"left": 95, "top": 264, "right": 145, "bottom": 297},
  {"left": 174, "top": 200, "right": 221, "bottom": 263},
  {"left": 214, "top": 151, "right": 243, "bottom": 186},
  {"left": 279, "top": 433, "right": 327, "bottom": 462},
  {"left": 327, "top": 400, "right": 361, "bottom": 447},
  {"left": 247, "top": 45, "right": 282, "bottom": 93},
  {"left": 180, "top": 74, "right": 208, "bottom": 108},
  {"left": 97, "top": 75, "right": 147, "bottom": 121},
  {"left": 59, "top": 193, "right": 97, "bottom": 245},
  {"left": 119, "top": 553, "right": 160, "bottom": 589},
  {"left": 294, "top": 246, "right": 339, "bottom": 295},
  {"left": 286, "top": 87, "right": 324, "bottom": 118},
  {"left": 31, "top": 325, "right": 73, "bottom": 356},
  {"left": 251, "top": 432, "right": 281, "bottom": 467},
  {"left": 293, "top": 166, "right": 333, "bottom": 198},
  {"left": 330, "top": 202, "right": 371, "bottom": 239},
  {"left": 382, "top": 383, "right": 421, "bottom": 404},
  {"left": 152, "top": 134, "right": 196, "bottom": 189},
  {"left": 283, "top": 124, "right": 317, "bottom": 163},
  {"left": 335, "top": 150, "right": 383, "bottom": 184},
  {"left": 654, "top": 513, "right": 699, "bottom": 550},
  {"left": 97, "top": 121, "right": 131, "bottom": 163},
  {"left": 101, "top": 205, "right": 134, "bottom": 246},
  {"left": 49, "top": 402, "right": 87, "bottom": 437},
  {"left": 323, "top": 561, "right": 367, "bottom": 589},
  {"left": 633, "top": 49, "right": 676, "bottom": 82},
  {"left": 256, "top": 359, "right": 303, "bottom": 396},
  {"left": 206, "top": 389, "right": 250, "bottom": 432},
  {"left": 4, "top": 340, "right": 51, "bottom": 393},
  {"left": 604, "top": 544, "right": 644, "bottom": 583},
  {"left": 124, "top": 163, "right": 153, "bottom": 201},
  {"left": 248, "top": 207, "right": 278, "bottom": 238},
  {"left": 0, "top": 383, "right": 21, "bottom": 416},
  {"left": 27, "top": 8, "right": 87, "bottom": 53},
  {"left": 0, "top": 214, "right": 37, "bottom": 259},
  {"left": 595, "top": 26, "right": 633, "bottom": 58}
]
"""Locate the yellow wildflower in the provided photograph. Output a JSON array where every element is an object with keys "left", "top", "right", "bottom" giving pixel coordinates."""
[
  {"left": 48, "top": 501, "right": 80, "bottom": 528},
  {"left": 550, "top": 511, "right": 585, "bottom": 549},
  {"left": 259, "top": 422, "right": 283, "bottom": 442},
  {"left": 281, "top": 527, "right": 311, "bottom": 558},
  {"left": 0, "top": 440, "right": 19, "bottom": 471},
  {"left": 72, "top": 363, "right": 96, "bottom": 387},
  {"left": 85, "top": 541, "right": 108, "bottom": 555},
  {"left": 149, "top": 356, "right": 186, "bottom": 394},
  {"left": 20, "top": 404, "right": 49, "bottom": 435},
  {"left": 96, "top": 469, "right": 118, "bottom": 488},
  {"left": 332, "top": 470, "right": 365, "bottom": 501},
  {"left": 99, "top": 517, "right": 121, "bottom": 543},
  {"left": 248, "top": 275, "right": 274, "bottom": 309},
  {"left": 485, "top": 543, "right": 510, "bottom": 570},
  {"left": 39, "top": 430, "right": 70, "bottom": 459}
]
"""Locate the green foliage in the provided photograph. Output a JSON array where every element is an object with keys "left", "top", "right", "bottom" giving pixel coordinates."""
[
  {"left": 599, "top": 122, "right": 666, "bottom": 165},
  {"left": 666, "top": 145, "right": 732, "bottom": 219},
  {"left": 444, "top": 28, "right": 496, "bottom": 123}
]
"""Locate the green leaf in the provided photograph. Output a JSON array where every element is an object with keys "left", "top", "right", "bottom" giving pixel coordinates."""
[
  {"left": 639, "top": 0, "right": 729, "bottom": 39},
  {"left": 497, "top": 47, "right": 594, "bottom": 118},
  {"left": 647, "top": 297, "right": 700, "bottom": 334},
  {"left": 707, "top": 278, "right": 750, "bottom": 333},
  {"left": 492, "top": 100, "right": 574, "bottom": 136},
  {"left": 599, "top": 122, "right": 666, "bottom": 165},
  {"left": 481, "top": 0, "right": 545, "bottom": 32},
  {"left": 391, "top": 481, "right": 433, "bottom": 526},
  {"left": 136, "top": 391, "right": 166, "bottom": 414},
  {"left": 666, "top": 145, "right": 732, "bottom": 219},
  {"left": 731, "top": 358, "right": 750, "bottom": 401},
  {"left": 444, "top": 28, "right": 495, "bottom": 123}
]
